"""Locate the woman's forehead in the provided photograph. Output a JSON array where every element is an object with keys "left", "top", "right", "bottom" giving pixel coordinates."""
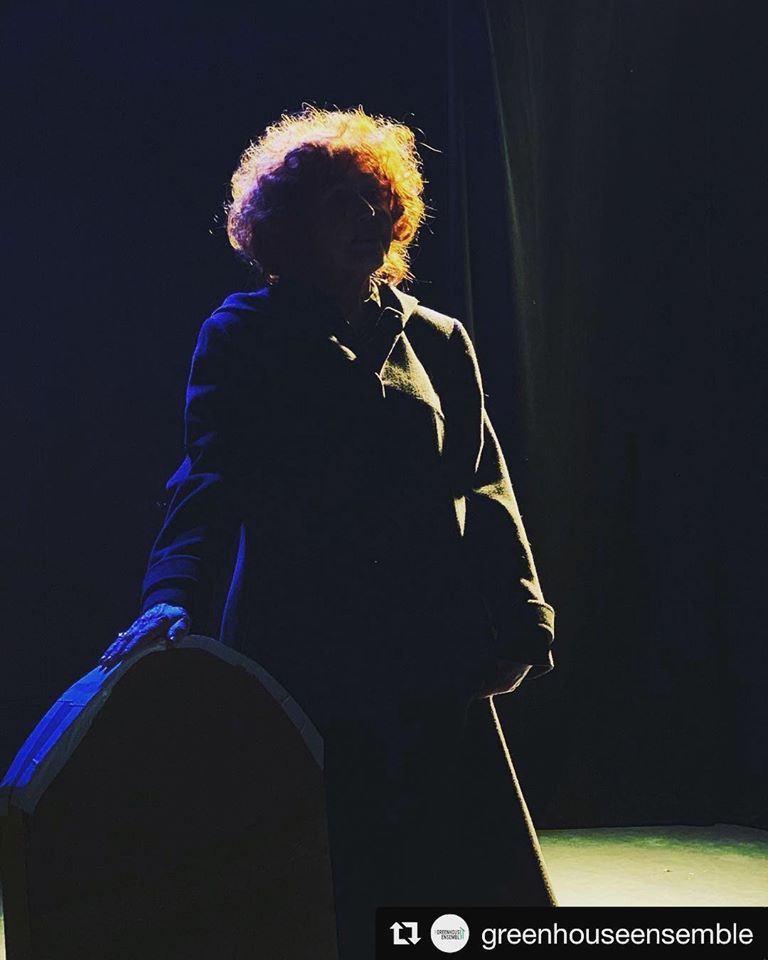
[{"left": 318, "top": 164, "right": 381, "bottom": 197}]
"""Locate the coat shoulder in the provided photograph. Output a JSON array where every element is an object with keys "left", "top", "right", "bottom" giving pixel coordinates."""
[
  {"left": 407, "top": 303, "right": 459, "bottom": 342},
  {"left": 207, "top": 289, "right": 271, "bottom": 341},
  {"left": 188, "top": 291, "right": 273, "bottom": 388},
  {"left": 406, "top": 304, "right": 478, "bottom": 383}
]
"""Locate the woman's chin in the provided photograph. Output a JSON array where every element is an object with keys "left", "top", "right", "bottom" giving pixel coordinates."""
[{"left": 346, "top": 242, "right": 385, "bottom": 270}]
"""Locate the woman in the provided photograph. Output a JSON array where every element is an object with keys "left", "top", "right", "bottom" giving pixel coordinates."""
[{"left": 98, "top": 105, "right": 557, "bottom": 956}]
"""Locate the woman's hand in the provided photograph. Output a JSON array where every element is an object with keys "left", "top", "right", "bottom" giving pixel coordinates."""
[
  {"left": 472, "top": 658, "right": 533, "bottom": 699},
  {"left": 97, "top": 603, "right": 191, "bottom": 672}
]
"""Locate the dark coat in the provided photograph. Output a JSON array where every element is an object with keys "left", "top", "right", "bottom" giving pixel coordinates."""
[{"left": 139, "top": 278, "right": 558, "bottom": 955}]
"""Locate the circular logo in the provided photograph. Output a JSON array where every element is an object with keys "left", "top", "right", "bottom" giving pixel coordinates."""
[{"left": 430, "top": 913, "right": 470, "bottom": 953}]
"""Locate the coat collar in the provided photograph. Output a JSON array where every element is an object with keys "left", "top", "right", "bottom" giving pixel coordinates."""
[
  {"left": 384, "top": 284, "right": 420, "bottom": 328},
  {"left": 263, "top": 277, "right": 420, "bottom": 339}
]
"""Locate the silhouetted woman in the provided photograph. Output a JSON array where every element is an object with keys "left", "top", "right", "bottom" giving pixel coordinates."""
[{"left": 98, "top": 105, "right": 558, "bottom": 958}]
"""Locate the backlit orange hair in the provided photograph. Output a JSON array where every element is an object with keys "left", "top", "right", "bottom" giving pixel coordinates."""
[{"left": 225, "top": 104, "right": 428, "bottom": 286}]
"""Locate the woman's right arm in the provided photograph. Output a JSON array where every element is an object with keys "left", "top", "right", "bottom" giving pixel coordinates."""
[
  {"left": 98, "top": 310, "right": 246, "bottom": 670},
  {"left": 139, "top": 312, "right": 246, "bottom": 626}
]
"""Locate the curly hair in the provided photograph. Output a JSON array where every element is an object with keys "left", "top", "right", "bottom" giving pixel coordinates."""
[{"left": 224, "top": 104, "right": 428, "bottom": 287}]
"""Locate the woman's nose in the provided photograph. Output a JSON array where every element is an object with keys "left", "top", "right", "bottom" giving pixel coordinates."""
[{"left": 354, "top": 192, "right": 377, "bottom": 220}]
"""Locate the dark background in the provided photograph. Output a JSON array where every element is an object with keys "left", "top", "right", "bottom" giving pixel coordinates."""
[{"left": 3, "top": 0, "right": 766, "bottom": 829}]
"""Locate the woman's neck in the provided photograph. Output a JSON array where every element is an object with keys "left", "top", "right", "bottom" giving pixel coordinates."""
[{"left": 278, "top": 271, "right": 378, "bottom": 326}]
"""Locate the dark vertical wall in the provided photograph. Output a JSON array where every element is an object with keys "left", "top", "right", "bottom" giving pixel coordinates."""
[
  {"left": 461, "top": 0, "right": 767, "bottom": 827},
  {"left": 3, "top": 1, "right": 765, "bottom": 830}
]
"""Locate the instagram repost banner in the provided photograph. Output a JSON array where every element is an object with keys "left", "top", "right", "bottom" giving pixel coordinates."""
[{"left": 376, "top": 907, "right": 767, "bottom": 956}]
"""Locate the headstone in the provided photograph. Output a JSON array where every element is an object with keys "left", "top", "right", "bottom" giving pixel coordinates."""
[{"left": 0, "top": 635, "right": 337, "bottom": 959}]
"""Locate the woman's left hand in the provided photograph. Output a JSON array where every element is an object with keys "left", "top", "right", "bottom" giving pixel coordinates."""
[{"left": 473, "top": 659, "right": 533, "bottom": 699}]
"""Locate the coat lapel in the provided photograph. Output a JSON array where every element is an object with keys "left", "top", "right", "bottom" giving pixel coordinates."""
[
  {"left": 378, "top": 332, "right": 445, "bottom": 423},
  {"left": 377, "top": 284, "right": 444, "bottom": 422},
  {"left": 264, "top": 278, "right": 444, "bottom": 421}
]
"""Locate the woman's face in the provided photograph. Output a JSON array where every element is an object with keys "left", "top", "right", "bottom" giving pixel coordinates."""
[{"left": 303, "top": 165, "right": 395, "bottom": 285}]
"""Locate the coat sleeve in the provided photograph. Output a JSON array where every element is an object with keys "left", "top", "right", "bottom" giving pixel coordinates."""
[
  {"left": 138, "top": 312, "right": 245, "bottom": 628},
  {"left": 448, "top": 319, "right": 555, "bottom": 678}
]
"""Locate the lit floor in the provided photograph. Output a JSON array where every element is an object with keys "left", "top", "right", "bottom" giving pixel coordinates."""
[
  {"left": 1, "top": 823, "right": 766, "bottom": 957},
  {"left": 538, "top": 823, "right": 768, "bottom": 906}
]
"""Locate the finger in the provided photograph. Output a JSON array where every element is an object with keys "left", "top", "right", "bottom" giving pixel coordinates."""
[
  {"left": 103, "top": 633, "right": 131, "bottom": 657},
  {"left": 98, "top": 645, "right": 129, "bottom": 668},
  {"left": 166, "top": 617, "right": 190, "bottom": 645},
  {"left": 99, "top": 621, "right": 166, "bottom": 667},
  {"left": 98, "top": 638, "right": 130, "bottom": 667},
  {"left": 98, "top": 654, "right": 121, "bottom": 671}
]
